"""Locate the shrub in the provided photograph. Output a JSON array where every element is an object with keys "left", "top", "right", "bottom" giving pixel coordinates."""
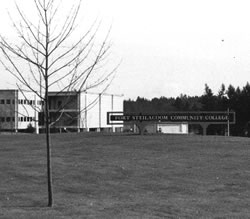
[{"left": 26, "top": 123, "right": 35, "bottom": 133}]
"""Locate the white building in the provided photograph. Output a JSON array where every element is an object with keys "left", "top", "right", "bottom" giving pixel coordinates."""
[
  {"left": 130, "top": 122, "right": 189, "bottom": 134},
  {"left": 0, "top": 89, "right": 40, "bottom": 132},
  {"left": 0, "top": 89, "right": 124, "bottom": 133},
  {"left": 157, "top": 123, "right": 188, "bottom": 134},
  {"left": 42, "top": 91, "right": 124, "bottom": 132},
  {"left": 81, "top": 92, "right": 124, "bottom": 132}
]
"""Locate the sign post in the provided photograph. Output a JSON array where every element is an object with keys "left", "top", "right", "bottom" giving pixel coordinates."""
[{"left": 227, "top": 108, "right": 230, "bottom": 136}]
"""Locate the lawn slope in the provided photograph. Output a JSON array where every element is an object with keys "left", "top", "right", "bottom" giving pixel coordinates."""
[{"left": 0, "top": 133, "right": 250, "bottom": 218}]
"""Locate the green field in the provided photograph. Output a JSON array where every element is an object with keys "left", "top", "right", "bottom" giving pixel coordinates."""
[{"left": 0, "top": 133, "right": 250, "bottom": 218}]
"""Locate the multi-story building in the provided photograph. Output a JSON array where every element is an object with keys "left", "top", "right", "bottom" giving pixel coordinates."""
[
  {"left": 0, "top": 89, "right": 40, "bottom": 132},
  {"left": 40, "top": 91, "right": 81, "bottom": 131},
  {"left": 41, "top": 91, "right": 124, "bottom": 132},
  {"left": 0, "top": 89, "right": 124, "bottom": 133}
]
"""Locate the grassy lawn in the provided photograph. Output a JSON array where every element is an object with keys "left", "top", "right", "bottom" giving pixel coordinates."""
[{"left": 0, "top": 133, "right": 250, "bottom": 218}]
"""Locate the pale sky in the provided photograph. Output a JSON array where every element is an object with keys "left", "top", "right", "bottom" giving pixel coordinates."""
[{"left": 1, "top": 0, "right": 250, "bottom": 99}]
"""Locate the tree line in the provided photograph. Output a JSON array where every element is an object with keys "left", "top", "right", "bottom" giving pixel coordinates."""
[{"left": 124, "top": 83, "right": 250, "bottom": 136}]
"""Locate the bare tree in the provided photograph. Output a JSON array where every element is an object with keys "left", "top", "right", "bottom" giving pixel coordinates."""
[{"left": 0, "top": 0, "right": 116, "bottom": 207}]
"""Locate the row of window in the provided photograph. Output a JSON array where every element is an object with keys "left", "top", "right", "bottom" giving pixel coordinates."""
[
  {"left": 0, "top": 99, "right": 44, "bottom": 105},
  {"left": 0, "top": 99, "right": 14, "bottom": 104},
  {"left": 0, "top": 117, "right": 15, "bottom": 122},
  {"left": 0, "top": 117, "right": 35, "bottom": 123},
  {"left": 18, "top": 117, "right": 35, "bottom": 122},
  {"left": 18, "top": 99, "right": 35, "bottom": 105}
]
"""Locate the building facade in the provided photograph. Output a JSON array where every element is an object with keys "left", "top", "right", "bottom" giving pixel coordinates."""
[
  {"left": 40, "top": 91, "right": 124, "bottom": 132},
  {"left": 157, "top": 123, "right": 188, "bottom": 134},
  {"left": 40, "top": 91, "right": 81, "bottom": 131},
  {"left": 125, "top": 122, "right": 189, "bottom": 134},
  {"left": 1, "top": 89, "right": 124, "bottom": 133},
  {"left": 81, "top": 92, "right": 124, "bottom": 132},
  {"left": 0, "top": 89, "right": 40, "bottom": 132}
]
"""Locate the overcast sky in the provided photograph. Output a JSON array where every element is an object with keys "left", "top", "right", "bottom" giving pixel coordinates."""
[{"left": 1, "top": 0, "right": 250, "bottom": 99}]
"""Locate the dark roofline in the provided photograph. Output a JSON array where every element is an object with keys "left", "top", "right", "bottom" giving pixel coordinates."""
[{"left": 0, "top": 89, "right": 18, "bottom": 92}]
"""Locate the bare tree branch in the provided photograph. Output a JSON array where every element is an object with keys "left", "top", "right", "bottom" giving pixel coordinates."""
[{"left": 0, "top": 0, "right": 117, "bottom": 207}]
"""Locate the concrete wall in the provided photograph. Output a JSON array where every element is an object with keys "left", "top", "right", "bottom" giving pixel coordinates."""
[
  {"left": 17, "top": 91, "right": 40, "bottom": 130},
  {"left": 0, "top": 90, "right": 17, "bottom": 130},
  {"left": 80, "top": 92, "right": 123, "bottom": 131},
  {"left": 0, "top": 90, "right": 40, "bottom": 131}
]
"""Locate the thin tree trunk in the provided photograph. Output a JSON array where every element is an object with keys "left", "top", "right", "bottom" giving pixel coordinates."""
[
  {"left": 45, "top": 80, "right": 53, "bottom": 207},
  {"left": 0, "top": 0, "right": 114, "bottom": 207},
  {"left": 45, "top": 9, "right": 53, "bottom": 206}
]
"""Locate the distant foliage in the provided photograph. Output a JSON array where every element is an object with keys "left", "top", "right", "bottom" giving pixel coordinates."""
[
  {"left": 26, "top": 123, "right": 35, "bottom": 133},
  {"left": 124, "top": 83, "right": 250, "bottom": 136}
]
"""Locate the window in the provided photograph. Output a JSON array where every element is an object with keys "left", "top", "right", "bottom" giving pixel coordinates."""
[
  {"left": 6, "top": 99, "right": 11, "bottom": 104},
  {"left": 21, "top": 99, "right": 23, "bottom": 104},
  {"left": 20, "top": 117, "right": 23, "bottom": 122},
  {"left": 37, "top": 100, "right": 44, "bottom": 106},
  {"left": 12, "top": 100, "right": 15, "bottom": 104},
  {"left": 58, "top": 101, "right": 62, "bottom": 108},
  {"left": 27, "top": 117, "right": 33, "bottom": 122},
  {"left": 12, "top": 117, "right": 15, "bottom": 122},
  {"left": 1, "top": 117, "right": 5, "bottom": 122},
  {"left": 6, "top": 117, "right": 11, "bottom": 122},
  {"left": 24, "top": 100, "right": 27, "bottom": 105},
  {"left": 24, "top": 117, "right": 27, "bottom": 122},
  {"left": 1, "top": 99, "right": 5, "bottom": 104}
]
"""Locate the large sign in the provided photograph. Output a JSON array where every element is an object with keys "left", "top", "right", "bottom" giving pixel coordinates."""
[{"left": 107, "top": 111, "right": 235, "bottom": 124}]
